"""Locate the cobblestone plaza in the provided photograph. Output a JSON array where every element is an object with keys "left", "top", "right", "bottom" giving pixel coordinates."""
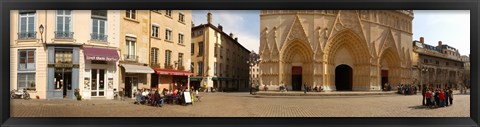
[{"left": 11, "top": 91, "right": 469, "bottom": 117}]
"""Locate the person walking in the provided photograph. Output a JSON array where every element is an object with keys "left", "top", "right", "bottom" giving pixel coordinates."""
[
  {"left": 445, "top": 88, "right": 450, "bottom": 106},
  {"left": 303, "top": 82, "right": 307, "bottom": 94},
  {"left": 422, "top": 85, "right": 427, "bottom": 105},
  {"left": 430, "top": 89, "right": 435, "bottom": 108},
  {"left": 448, "top": 87, "right": 454, "bottom": 105},
  {"left": 434, "top": 89, "right": 440, "bottom": 107}
]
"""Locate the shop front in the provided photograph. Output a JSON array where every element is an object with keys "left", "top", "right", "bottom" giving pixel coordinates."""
[
  {"left": 46, "top": 46, "right": 80, "bottom": 99},
  {"left": 82, "top": 47, "right": 119, "bottom": 99},
  {"left": 153, "top": 68, "right": 193, "bottom": 92},
  {"left": 120, "top": 64, "right": 154, "bottom": 98}
]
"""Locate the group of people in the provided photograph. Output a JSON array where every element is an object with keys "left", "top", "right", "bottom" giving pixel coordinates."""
[
  {"left": 396, "top": 84, "right": 418, "bottom": 95},
  {"left": 422, "top": 86, "right": 454, "bottom": 108},
  {"left": 134, "top": 87, "right": 195, "bottom": 107}
]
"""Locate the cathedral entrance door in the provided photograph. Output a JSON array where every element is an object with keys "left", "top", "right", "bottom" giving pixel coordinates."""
[
  {"left": 291, "top": 66, "right": 302, "bottom": 91},
  {"left": 335, "top": 64, "right": 353, "bottom": 91},
  {"left": 381, "top": 70, "right": 389, "bottom": 90}
]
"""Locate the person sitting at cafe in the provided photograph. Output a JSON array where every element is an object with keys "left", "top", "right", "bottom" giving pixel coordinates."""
[
  {"left": 135, "top": 89, "right": 143, "bottom": 105},
  {"left": 153, "top": 90, "right": 163, "bottom": 107}
]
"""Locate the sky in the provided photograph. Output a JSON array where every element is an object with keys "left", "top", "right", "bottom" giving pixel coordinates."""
[
  {"left": 412, "top": 10, "right": 470, "bottom": 56},
  {"left": 192, "top": 10, "right": 470, "bottom": 56}
]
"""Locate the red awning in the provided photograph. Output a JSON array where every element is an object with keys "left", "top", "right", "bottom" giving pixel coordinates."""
[
  {"left": 153, "top": 68, "right": 193, "bottom": 76},
  {"left": 84, "top": 47, "right": 119, "bottom": 61}
]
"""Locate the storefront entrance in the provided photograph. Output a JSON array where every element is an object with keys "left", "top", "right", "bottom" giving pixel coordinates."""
[
  {"left": 91, "top": 69, "right": 106, "bottom": 97},
  {"left": 335, "top": 64, "right": 353, "bottom": 91},
  {"left": 291, "top": 66, "right": 302, "bottom": 91},
  {"left": 55, "top": 68, "right": 72, "bottom": 97},
  {"left": 124, "top": 76, "right": 138, "bottom": 98}
]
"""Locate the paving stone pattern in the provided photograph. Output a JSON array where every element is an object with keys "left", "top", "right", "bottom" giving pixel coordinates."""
[{"left": 11, "top": 91, "right": 470, "bottom": 117}]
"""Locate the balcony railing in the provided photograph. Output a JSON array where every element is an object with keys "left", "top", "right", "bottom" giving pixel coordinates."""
[
  {"left": 17, "top": 32, "right": 37, "bottom": 40},
  {"left": 178, "top": 65, "right": 185, "bottom": 70},
  {"left": 164, "top": 63, "right": 174, "bottom": 69},
  {"left": 54, "top": 31, "right": 74, "bottom": 39},
  {"left": 90, "top": 33, "right": 108, "bottom": 42},
  {"left": 151, "top": 63, "right": 161, "bottom": 68},
  {"left": 123, "top": 54, "right": 138, "bottom": 62}
]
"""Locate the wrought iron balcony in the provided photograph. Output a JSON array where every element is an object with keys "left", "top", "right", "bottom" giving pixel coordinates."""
[
  {"left": 164, "top": 63, "right": 174, "bottom": 69},
  {"left": 178, "top": 65, "right": 185, "bottom": 71},
  {"left": 54, "top": 31, "right": 74, "bottom": 39},
  {"left": 150, "top": 63, "right": 161, "bottom": 68},
  {"left": 123, "top": 54, "right": 138, "bottom": 62},
  {"left": 17, "top": 32, "right": 36, "bottom": 40},
  {"left": 90, "top": 33, "right": 108, "bottom": 42}
]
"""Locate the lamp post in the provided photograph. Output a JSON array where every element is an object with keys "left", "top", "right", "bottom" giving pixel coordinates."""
[
  {"left": 39, "top": 24, "right": 45, "bottom": 43},
  {"left": 247, "top": 50, "right": 260, "bottom": 94}
]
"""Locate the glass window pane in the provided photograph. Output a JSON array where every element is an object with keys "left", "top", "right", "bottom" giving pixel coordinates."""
[
  {"left": 99, "top": 20, "right": 105, "bottom": 34},
  {"left": 27, "top": 51, "right": 34, "bottom": 63},
  {"left": 57, "top": 10, "right": 63, "bottom": 15},
  {"left": 28, "top": 17, "right": 34, "bottom": 32},
  {"left": 57, "top": 17, "right": 63, "bottom": 31},
  {"left": 126, "top": 10, "right": 130, "bottom": 18},
  {"left": 92, "top": 19, "right": 98, "bottom": 33},
  {"left": 132, "top": 11, "right": 136, "bottom": 19},
  {"left": 20, "top": 17, "right": 27, "bottom": 32},
  {"left": 65, "top": 17, "right": 71, "bottom": 32},
  {"left": 18, "top": 74, "right": 27, "bottom": 89},
  {"left": 65, "top": 10, "right": 71, "bottom": 15},
  {"left": 27, "top": 73, "right": 35, "bottom": 89}
]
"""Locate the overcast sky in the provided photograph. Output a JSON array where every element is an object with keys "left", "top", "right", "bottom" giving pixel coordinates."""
[{"left": 192, "top": 10, "right": 470, "bottom": 56}]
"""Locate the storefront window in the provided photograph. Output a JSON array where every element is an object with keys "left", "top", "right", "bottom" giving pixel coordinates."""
[{"left": 55, "top": 50, "right": 73, "bottom": 64}]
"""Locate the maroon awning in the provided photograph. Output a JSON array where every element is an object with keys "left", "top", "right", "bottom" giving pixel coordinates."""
[
  {"left": 153, "top": 68, "right": 193, "bottom": 76},
  {"left": 84, "top": 47, "right": 119, "bottom": 61}
]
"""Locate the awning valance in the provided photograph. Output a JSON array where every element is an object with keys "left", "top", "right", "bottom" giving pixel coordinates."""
[
  {"left": 121, "top": 64, "right": 154, "bottom": 73},
  {"left": 153, "top": 68, "right": 193, "bottom": 76},
  {"left": 84, "top": 47, "right": 119, "bottom": 61}
]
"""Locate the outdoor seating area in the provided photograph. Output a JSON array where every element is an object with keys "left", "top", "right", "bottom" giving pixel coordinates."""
[{"left": 130, "top": 88, "right": 199, "bottom": 107}]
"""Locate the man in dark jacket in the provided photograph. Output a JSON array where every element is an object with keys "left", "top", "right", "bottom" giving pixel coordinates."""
[
  {"left": 445, "top": 88, "right": 450, "bottom": 106},
  {"left": 422, "top": 85, "right": 427, "bottom": 105},
  {"left": 448, "top": 88, "right": 454, "bottom": 105},
  {"left": 303, "top": 83, "right": 307, "bottom": 94}
]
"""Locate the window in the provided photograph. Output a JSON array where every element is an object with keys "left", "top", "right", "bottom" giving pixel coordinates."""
[
  {"left": 18, "top": 10, "right": 36, "bottom": 39},
  {"left": 198, "top": 42, "right": 204, "bottom": 56},
  {"left": 178, "top": 12, "right": 185, "bottom": 23},
  {"left": 220, "top": 47, "right": 223, "bottom": 58},
  {"left": 151, "top": 48, "right": 158, "bottom": 64},
  {"left": 166, "top": 10, "right": 172, "bottom": 17},
  {"left": 178, "top": 33, "right": 184, "bottom": 44},
  {"left": 178, "top": 53, "right": 183, "bottom": 68},
  {"left": 91, "top": 10, "right": 107, "bottom": 41},
  {"left": 165, "top": 50, "right": 172, "bottom": 65},
  {"left": 214, "top": 45, "right": 218, "bottom": 57},
  {"left": 191, "top": 43, "right": 195, "bottom": 55},
  {"left": 18, "top": 50, "right": 35, "bottom": 70},
  {"left": 165, "top": 29, "right": 172, "bottom": 41},
  {"left": 198, "top": 62, "right": 203, "bottom": 76},
  {"left": 152, "top": 25, "right": 159, "bottom": 37},
  {"left": 125, "top": 37, "right": 136, "bottom": 60},
  {"left": 446, "top": 62, "right": 449, "bottom": 66},
  {"left": 55, "top": 50, "right": 73, "bottom": 64},
  {"left": 219, "top": 63, "right": 222, "bottom": 76},
  {"left": 190, "top": 62, "right": 194, "bottom": 73},
  {"left": 17, "top": 73, "right": 35, "bottom": 90},
  {"left": 436, "top": 60, "right": 439, "bottom": 65},
  {"left": 126, "top": 10, "right": 136, "bottom": 19},
  {"left": 214, "top": 62, "right": 217, "bottom": 75},
  {"left": 56, "top": 10, "right": 73, "bottom": 39}
]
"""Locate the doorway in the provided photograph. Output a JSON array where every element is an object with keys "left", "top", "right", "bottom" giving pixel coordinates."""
[
  {"left": 381, "top": 70, "right": 388, "bottom": 90},
  {"left": 55, "top": 68, "right": 72, "bottom": 98},
  {"left": 335, "top": 64, "right": 353, "bottom": 91},
  {"left": 291, "top": 66, "right": 302, "bottom": 91},
  {"left": 124, "top": 76, "right": 138, "bottom": 98},
  {"left": 91, "top": 69, "right": 106, "bottom": 97}
]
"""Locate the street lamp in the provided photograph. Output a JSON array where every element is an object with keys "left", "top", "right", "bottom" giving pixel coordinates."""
[{"left": 39, "top": 24, "right": 44, "bottom": 43}]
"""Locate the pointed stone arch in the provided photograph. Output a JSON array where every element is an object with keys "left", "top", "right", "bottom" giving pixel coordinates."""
[
  {"left": 324, "top": 29, "right": 372, "bottom": 91},
  {"left": 379, "top": 47, "right": 402, "bottom": 87},
  {"left": 280, "top": 38, "right": 314, "bottom": 90}
]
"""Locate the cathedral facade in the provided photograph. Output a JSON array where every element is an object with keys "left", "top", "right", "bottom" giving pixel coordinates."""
[{"left": 259, "top": 10, "right": 414, "bottom": 91}]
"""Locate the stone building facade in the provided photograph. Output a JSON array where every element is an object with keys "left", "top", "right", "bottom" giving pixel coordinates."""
[
  {"left": 259, "top": 10, "right": 414, "bottom": 91},
  {"left": 191, "top": 12, "right": 250, "bottom": 92},
  {"left": 411, "top": 37, "right": 467, "bottom": 89},
  {"left": 10, "top": 10, "right": 121, "bottom": 99}
]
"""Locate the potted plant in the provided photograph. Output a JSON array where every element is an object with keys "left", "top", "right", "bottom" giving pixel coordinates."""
[{"left": 74, "top": 88, "right": 81, "bottom": 101}]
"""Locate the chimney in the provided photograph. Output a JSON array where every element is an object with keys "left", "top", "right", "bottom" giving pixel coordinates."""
[
  {"left": 218, "top": 24, "right": 223, "bottom": 31},
  {"left": 235, "top": 37, "right": 238, "bottom": 41},
  {"left": 420, "top": 37, "right": 424, "bottom": 44},
  {"left": 438, "top": 41, "right": 442, "bottom": 47},
  {"left": 207, "top": 11, "right": 212, "bottom": 24},
  {"left": 229, "top": 33, "right": 234, "bottom": 37},
  {"left": 192, "top": 21, "right": 195, "bottom": 27}
]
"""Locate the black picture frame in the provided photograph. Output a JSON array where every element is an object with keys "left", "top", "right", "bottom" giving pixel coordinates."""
[{"left": 1, "top": 0, "right": 478, "bottom": 127}]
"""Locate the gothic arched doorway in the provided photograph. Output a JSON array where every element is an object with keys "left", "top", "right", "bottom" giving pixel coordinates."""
[{"left": 335, "top": 64, "right": 353, "bottom": 91}]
